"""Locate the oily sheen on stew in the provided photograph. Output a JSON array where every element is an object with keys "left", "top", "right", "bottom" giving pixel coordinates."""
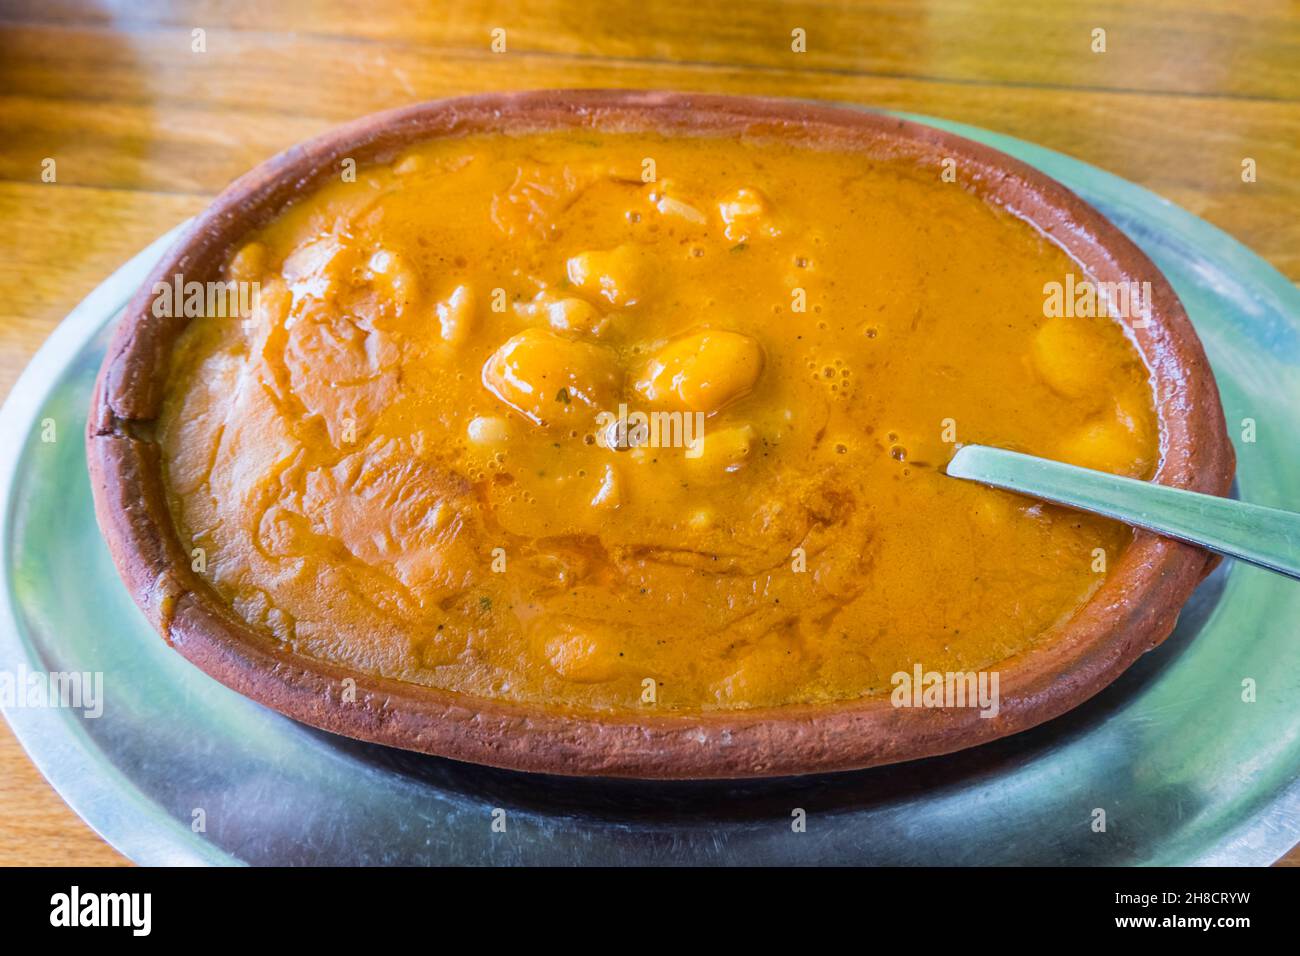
[{"left": 156, "top": 131, "right": 1158, "bottom": 714}]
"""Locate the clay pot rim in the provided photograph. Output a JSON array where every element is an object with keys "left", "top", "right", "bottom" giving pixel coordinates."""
[{"left": 86, "top": 90, "right": 1235, "bottom": 779}]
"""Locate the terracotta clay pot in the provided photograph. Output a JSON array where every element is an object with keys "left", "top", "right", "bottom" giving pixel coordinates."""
[{"left": 87, "top": 91, "right": 1235, "bottom": 779}]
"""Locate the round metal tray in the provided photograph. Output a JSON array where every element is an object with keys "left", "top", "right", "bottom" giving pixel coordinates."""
[{"left": 2, "top": 113, "right": 1298, "bottom": 865}]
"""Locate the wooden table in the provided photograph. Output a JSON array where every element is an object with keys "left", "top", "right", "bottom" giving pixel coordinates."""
[{"left": 0, "top": 0, "right": 1296, "bottom": 867}]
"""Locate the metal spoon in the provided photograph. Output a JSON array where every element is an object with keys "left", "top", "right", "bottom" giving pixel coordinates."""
[{"left": 945, "top": 444, "right": 1300, "bottom": 581}]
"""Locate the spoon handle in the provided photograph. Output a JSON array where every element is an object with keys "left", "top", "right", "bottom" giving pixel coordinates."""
[{"left": 946, "top": 444, "right": 1300, "bottom": 581}]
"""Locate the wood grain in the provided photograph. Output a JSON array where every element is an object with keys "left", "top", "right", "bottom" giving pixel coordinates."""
[{"left": 0, "top": 0, "right": 1295, "bottom": 867}]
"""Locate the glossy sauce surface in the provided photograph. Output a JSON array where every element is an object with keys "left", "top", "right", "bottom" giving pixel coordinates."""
[{"left": 158, "top": 131, "right": 1158, "bottom": 712}]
